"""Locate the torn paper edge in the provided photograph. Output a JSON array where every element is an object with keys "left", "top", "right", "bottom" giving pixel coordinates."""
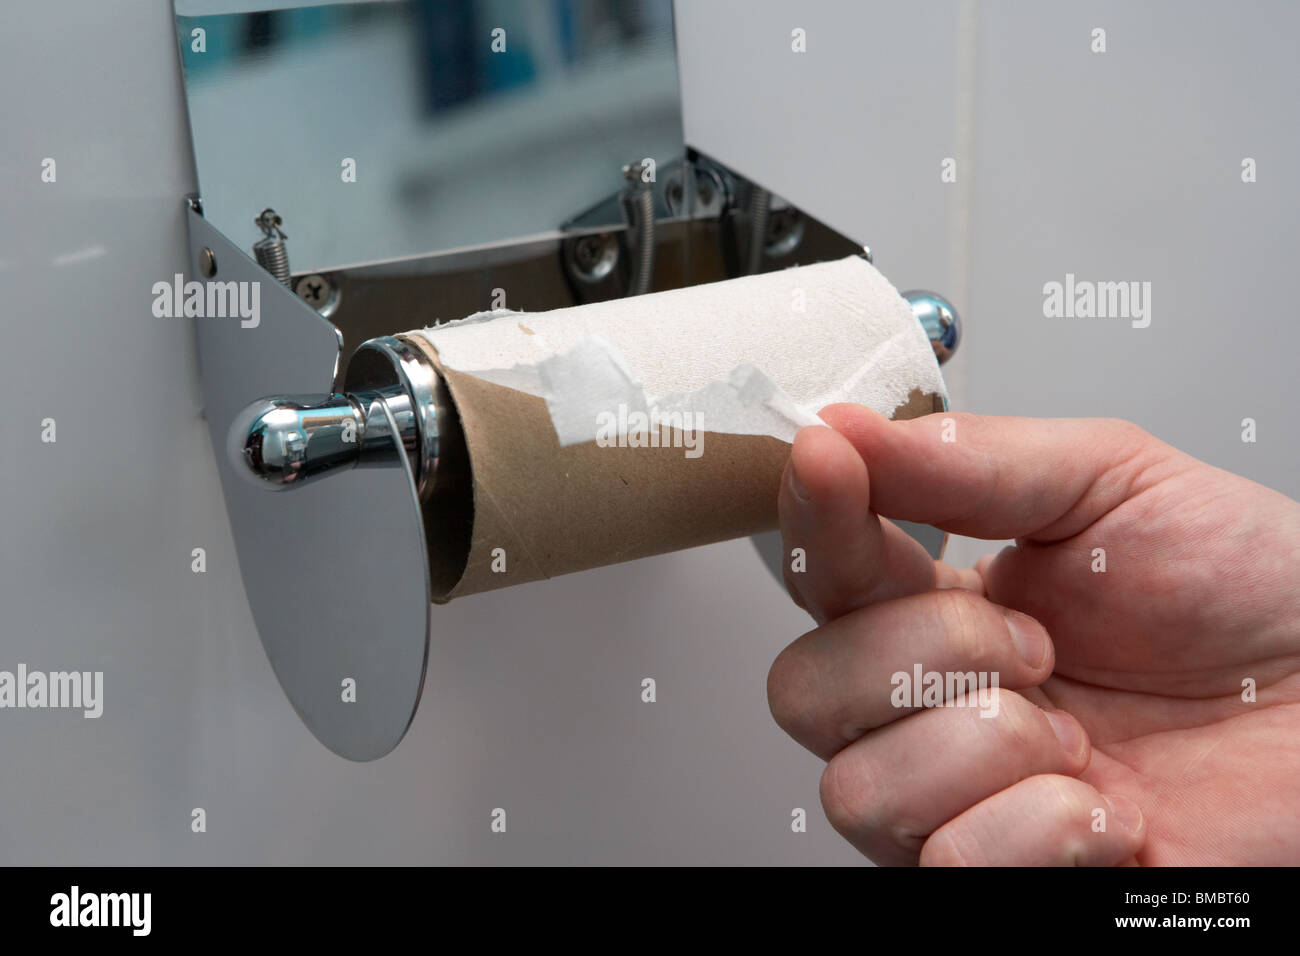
[{"left": 412, "top": 283, "right": 946, "bottom": 447}]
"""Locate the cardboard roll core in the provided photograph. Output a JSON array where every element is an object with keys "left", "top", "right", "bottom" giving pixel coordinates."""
[{"left": 403, "top": 332, "right": 942, "bottom": 603}]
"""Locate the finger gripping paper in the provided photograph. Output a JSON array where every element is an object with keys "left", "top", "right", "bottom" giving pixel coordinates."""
[{"left": 402, "top": 256, "right": 947, "bottom": 601}]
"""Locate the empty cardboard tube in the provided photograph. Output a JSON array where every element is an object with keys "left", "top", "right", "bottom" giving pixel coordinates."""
[{"left": 401, "top": 334, "right": 941, "bottom": 602}]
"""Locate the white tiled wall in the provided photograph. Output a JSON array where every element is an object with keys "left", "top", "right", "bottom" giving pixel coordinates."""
[
  {"left": 679, "top": 0, "right": 1298, "bottom": 573},
  {"left": 0, "top": 0, "right": 1293, "bottom": 865}
]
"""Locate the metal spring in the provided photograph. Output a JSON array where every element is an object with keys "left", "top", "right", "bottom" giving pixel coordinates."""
[
  {"left": 252, "top": 208, "right": 291, "bottom": 286},
  {"left": 626, "top": 184, "right": 655, "bottom": 297},
  {"left": 253, "top": 236, "right": 291, "bottom": 285}
]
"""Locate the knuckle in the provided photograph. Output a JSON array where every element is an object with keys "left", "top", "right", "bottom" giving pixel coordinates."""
[
  {"left": 1102, "top": 418, "right": 1165, "bottom": 464},
  {"left": 1061, "top": 837, "right": 1091, "bottom": 867},
  {"left": 1037, "top": 773, "right": 1092, "bottom": 820},
  {"left": 766, "top": 642, "right": 818, "bottom": 737},
  {"left": 1025, "top": 773, "right": 1094, "bottom": 843},
  {"left": 781, "top": 568, "right": 809, "bottom": 612},
  {"left": 1104, "top": 417, "right": 1149, "bottom": 445},
  {"left": 933, "top": 588, "right": 993, "bottom": 667},
  {"left": 989, "top": 690, "right": 1041, "bottom": 751},
  {"left": 819, "top": 753, "right": 875, "bottom": 835},
  {"left": 886, "top": 820, "right": 930, "bottom": 859},
  {"left": 919, "top": 828, "right": 971, "bottom": 867},
  {"left": 1030, "top": 776, "right": 1100, "bottom": 865}
]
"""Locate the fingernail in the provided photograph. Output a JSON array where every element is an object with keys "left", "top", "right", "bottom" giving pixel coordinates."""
[
  {"left": 1044, "top": 710, "right": 1086, "bottom": 758},
  {"left": 1103, "top": 793, "right": 1144, "bottom": 834},
  {"left": 1004, "top": 609, "right": 1047, "bottom": 668},
  {"left": 788, "top": 462, "right": 811, "bottom": 503}
]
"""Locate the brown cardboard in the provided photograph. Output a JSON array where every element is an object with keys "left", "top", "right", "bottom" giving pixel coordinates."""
[{"left": 402, "top": 334, "right": 942, "bottom": 602}]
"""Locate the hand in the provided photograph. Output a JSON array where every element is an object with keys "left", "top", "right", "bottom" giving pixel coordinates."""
[{"left": 768, "top": 406, "right": 1300, "bottom": 865}]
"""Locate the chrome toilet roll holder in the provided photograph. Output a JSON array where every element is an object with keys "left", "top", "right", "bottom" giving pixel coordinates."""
[
  {"left": 174, "top": 1, "right": 961, "bottom": 761},
  {"left": 187, "top": 187, "right": 960, "bottom": 761}
]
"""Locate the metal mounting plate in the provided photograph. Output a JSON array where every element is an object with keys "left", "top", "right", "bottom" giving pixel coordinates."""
[{"left": 187, "top": 206, "right": 431, "bottom": 761}]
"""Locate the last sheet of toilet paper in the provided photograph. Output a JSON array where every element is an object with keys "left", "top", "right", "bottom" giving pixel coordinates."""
[{"left": 412, "top": 255, "right": 947, "bottom": 446}]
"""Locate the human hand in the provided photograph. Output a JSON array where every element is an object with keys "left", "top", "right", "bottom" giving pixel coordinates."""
[{"left": 768, "top": 407, "right": 1300, "bottom": 865}]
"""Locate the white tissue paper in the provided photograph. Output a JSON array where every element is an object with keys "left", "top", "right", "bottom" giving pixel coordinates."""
[{"left": 413, "top": 256, "right": 946, "bottom": 446}]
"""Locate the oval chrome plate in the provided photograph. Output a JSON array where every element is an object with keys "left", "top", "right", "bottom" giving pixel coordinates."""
[{"left": 189, "top": 208, "right": 430, "bottom": 761}]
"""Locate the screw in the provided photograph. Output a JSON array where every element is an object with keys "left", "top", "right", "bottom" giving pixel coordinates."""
[
  {"left": 576, "top": 237, "right": 602, "bottom": 269},
  {"left": 295, "top": 273, "right": 332, "bottom": 309},
  {"left": 199, "top": 247, "right": 217, "bottom": 278},
  {"left": 764, "top": 207, "right": 805, "bottom": 258},
  {"left": 565, "top": 232, "right": 619, "bottom": 283}
]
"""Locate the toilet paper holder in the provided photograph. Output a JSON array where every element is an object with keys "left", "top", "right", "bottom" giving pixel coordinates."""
[{"left": 184, "top": 161, "right": 961, "bottom": 761}]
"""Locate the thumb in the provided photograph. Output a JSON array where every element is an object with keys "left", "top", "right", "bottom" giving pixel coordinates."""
[{"left": 820, "top": 405, "right": 1175, "bottom": 543}]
